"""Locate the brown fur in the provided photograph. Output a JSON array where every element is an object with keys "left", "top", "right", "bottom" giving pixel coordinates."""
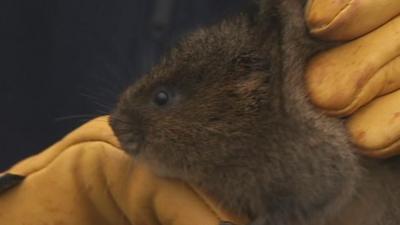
[{"left": 110, "top": 0, "right": 400, "bottom": 224}]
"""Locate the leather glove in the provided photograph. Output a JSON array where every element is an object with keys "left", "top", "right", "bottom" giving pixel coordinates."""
[
  {"left": 0, "top": 116, "right": 249, "bottom": 225},
  {"left": 1, "top": 1, "right": 399, "bottom": 225},
  {"left": 306, "top": 0, "right": 400, "bottom": 158}
]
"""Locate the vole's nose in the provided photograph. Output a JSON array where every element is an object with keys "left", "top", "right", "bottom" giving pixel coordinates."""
[{"left": 109, "top": 112, "right": 145, "bottom": 156}]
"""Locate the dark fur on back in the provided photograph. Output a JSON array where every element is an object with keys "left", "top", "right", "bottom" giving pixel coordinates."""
[{"left": 111, "top": 0, "right": 400, "bottom": 224}]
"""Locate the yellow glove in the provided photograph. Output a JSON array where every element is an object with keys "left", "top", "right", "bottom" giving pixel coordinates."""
[
  {"left": 2, "top": 2, "right": 399, "bottom": 225},
  {"left": 306, "top": 0, "right": 400, "bottom": 158},
  {"left": 0, "top": 117, "right": 249, "bottom": 225}
]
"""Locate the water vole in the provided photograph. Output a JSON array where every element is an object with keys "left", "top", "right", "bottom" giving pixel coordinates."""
[{"left": 111, "top": 0, "right": 400, "bottom": 224}]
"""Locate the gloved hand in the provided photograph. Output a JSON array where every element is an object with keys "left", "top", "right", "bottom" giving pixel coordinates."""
[
  {"left": 1, "top": 1, "right": 399, "bottom": 225},
  {"left": 306, "top": 0, "right": 400, "bottom": 158},
  {"left": 0, "top": 116, "right": 249, "bottom": 225}
]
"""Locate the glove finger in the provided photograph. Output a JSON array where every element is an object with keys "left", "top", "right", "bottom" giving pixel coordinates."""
[
  {"left": 306, "top": 0, "right": 400, "bottom": 40},
  {"left": 7, "top": 116, "right": 115, "bottom": 176},
  {"left": 347, "top": 89, "right": 400, "bottom": 158},
  {"left": 306, "top": 15, "right": 400, "bottom": 116}
]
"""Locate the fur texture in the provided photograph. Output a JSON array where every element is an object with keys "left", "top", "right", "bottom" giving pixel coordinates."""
[{"left": 111, "top": 0, "right": 400, "bottom": 224}]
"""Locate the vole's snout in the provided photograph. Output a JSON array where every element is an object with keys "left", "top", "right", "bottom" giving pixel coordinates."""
[{"left": 109, "top": 112, "right": 145, "bottom": 156}]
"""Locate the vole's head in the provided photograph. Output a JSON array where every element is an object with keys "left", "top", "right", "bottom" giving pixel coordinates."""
[
  {"left": 111, "top": 16, "right": 282, "bottom": 177},
  {"left": 110, "top": 1, "right": 359, "bottom": 220}
]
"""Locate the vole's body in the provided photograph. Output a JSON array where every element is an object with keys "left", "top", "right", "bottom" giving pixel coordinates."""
[{"left": 111, "top": 0, "right": 400, "bottom": 224}]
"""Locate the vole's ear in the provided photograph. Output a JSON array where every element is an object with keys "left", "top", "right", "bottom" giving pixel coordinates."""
[
  {"left": 259, "top": 0, "right": 308, "bottom": 14},
  {"left": 255, "top": 0, "right": 280, "bottom": 28},
  {"left": 258, "top": 0, "right": 277, "bottom": 20},
  {"left": 257, "top": 0, "right": 324, "bottom": 52},
  {"left": 257, "top": 0, "right": 308, "bottom": 26}
]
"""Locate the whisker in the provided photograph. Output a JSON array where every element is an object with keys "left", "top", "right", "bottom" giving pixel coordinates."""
[
  {"left": 79, "top": 92, "right": 113, "bottom": 111},
  {"left": 54, "top": 114, "right": 100, "bottom": 122}
]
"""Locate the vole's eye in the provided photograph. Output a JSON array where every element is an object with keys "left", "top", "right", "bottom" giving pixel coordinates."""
[{"left": 153, "top": 90, "right": 169, "bottom": 106}]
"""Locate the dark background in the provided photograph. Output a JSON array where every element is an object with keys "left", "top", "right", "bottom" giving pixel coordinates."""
[{"left": 0, "top": 0, "right": 248, "bottom": 170}]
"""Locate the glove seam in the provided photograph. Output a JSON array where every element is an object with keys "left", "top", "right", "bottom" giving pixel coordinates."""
[{"left": 187, "top": 184, "right": 225, "bottom": 224}]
